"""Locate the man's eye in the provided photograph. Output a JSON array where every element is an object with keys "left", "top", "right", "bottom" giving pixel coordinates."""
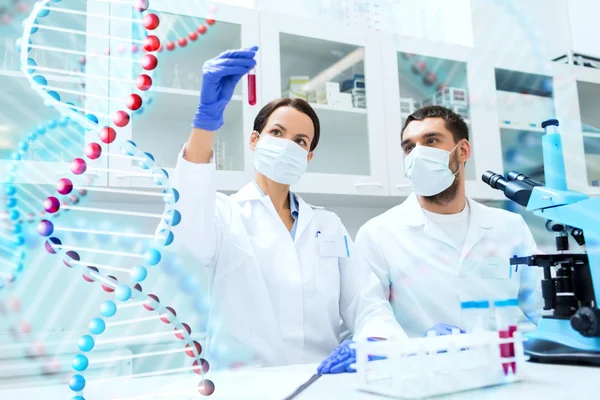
[{"left": 427, "top": 138, "right": 438, "bottom": 145}]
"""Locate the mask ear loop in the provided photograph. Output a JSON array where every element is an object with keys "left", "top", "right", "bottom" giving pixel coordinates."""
[{"left": 449, "top": 141, "right": 463, "bottom": 176}]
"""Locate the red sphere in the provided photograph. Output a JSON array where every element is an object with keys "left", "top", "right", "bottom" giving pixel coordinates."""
[
  {"left": 177, "top": 37, "right": 188, "bottom": 47},
  {"left": 126, "top": 94, "right": 143, "bottom": 111},
  {"left": 133, "top": 0, "right": 149, "bottom": 12},
  {"left": 83, "top": 266, "right": 99, "bottom": 283},
  {"left": 166, "top": 41, "right": 175, "bottom": 51},
  {"left": 141, "top": 54, "right": 158, "bottom": 70},
  {"left": 143, "top": 35, "right": 161, "bottom": 52},
  {"left": 85, "top": 142, "right": 102, "bottom": 160},
  {"left": 102, "top": 275, "right": 117, "bottom": 292},
  {"left": 70, "top": 158, "right": 87, "bottom": 175},
  {"left": 160, "top": 307, "right": 176, "bottom": 323},
  {"left": 143, "top": 13, "right": 160, "bottom": 30},
  {"left": 136, "top": 74, "right": 152, "bottom": 91},
  {"left": 193, "top": 359, "right": 210, "bottom": 375},
  {"left": 206, "top": 19, "right": 216, "bottom": 25},
  {"left": 43, "top": 197, "right": 60, "bottom": 213},
  {"left": 198, "top": 379, "right": 215, "bottom": 396},
  {"left": 112, "top": 111, "right": 130, "bottom": 128},
  {"left": 100, "top": 126, "right": 117, "bottom": 143},
  {"left": 197, "top": 25, "right": 207, "bottom": 34},
  {"left": 188, "top": 31, "right": 198, "bottom": 41},
  {"left": 185, "top": 341, "right": 202, "bottom": 357},
  {"left": 144, "top": 294, "right": 160, "bottom": 311},
  {"left": 174, "top": 323, "right": 191, "bottom": 340},
  {"left": 56, "top": 178, "right": 73, "bottom": 195},
  {"left": 423, "top": 72, "right": 437, "bottom": 86}
]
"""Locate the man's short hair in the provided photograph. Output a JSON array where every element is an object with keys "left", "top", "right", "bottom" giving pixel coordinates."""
[{"left": 402, "top": 105, "right": 469, "bottom": 143}]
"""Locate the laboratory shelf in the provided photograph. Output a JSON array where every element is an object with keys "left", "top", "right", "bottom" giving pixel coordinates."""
[{"left": 308, "top": 103, "right": 367, "bottom": 114}]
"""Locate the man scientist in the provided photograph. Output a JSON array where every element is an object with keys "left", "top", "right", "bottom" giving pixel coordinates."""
[{"left": 355, "top": 105, "right": 544, "bottom": 338}]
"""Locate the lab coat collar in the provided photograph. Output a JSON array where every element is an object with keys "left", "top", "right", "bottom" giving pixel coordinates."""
[{"left": 233, "top": 182, "right": 315, "bottom": 242}]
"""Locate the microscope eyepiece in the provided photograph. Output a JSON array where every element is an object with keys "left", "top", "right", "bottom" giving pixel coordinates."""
[
  {"left": 507, "top": 171, "right": 544, "bottom": 187},
  {"left": 482, "top": 170, "right": 508, "bottom": 191}
]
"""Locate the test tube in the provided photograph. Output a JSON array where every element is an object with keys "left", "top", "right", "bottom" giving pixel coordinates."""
[
  {"left": 494, "top": 298, "right": 519, "bottom": 375},
  {"left": 248, "top": 67, "right": 256, "bottom": 106}
]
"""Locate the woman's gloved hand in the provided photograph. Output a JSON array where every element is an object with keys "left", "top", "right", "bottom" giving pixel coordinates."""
[
  {"left": 424, "top": 323, "right": 465, "bottom": 336},
  {"left": 192, "top": 46, "right": 258, "bottom": 131},
  {"left": 317, "top": 338, "right": 384, "bottom": 374}
]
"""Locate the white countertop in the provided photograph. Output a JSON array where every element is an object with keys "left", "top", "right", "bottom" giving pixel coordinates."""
[{"left": 0, "top": 361, "right": 599, "bottom": 399}]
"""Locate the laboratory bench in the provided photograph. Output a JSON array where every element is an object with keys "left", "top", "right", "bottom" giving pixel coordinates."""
[{"left": 0, "top": 361, "right": 598, "bottom": 399}]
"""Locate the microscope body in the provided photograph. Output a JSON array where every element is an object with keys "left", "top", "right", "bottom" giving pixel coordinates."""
[{"left": 483, "top": 119, "right": 600, "bottom": 363}]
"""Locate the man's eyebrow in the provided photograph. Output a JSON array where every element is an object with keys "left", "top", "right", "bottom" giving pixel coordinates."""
[{"left": 401, "top": 131, "right": 444, "bottom": 148}]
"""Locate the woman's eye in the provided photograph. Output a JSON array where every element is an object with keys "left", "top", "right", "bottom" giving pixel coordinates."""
[
  {"left": 271, "top": 129, "right": 282, "bottom": 136},
  {"left": 295, "top": 139, "right": 307, "bottom": 146}
]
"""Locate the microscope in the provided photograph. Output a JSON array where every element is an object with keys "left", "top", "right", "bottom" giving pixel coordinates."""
[{"left": 482, "top": 119, "right": 600, "bottom": 364}]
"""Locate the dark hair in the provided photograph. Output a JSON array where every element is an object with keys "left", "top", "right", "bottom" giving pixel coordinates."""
[
  {"left": 253, "top": 98, "right": 321, "bottom": 152},
  {"left": 402, "top": 105, "right": 469, "bottom": 143}
]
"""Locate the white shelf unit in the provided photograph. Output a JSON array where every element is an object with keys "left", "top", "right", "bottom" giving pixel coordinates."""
[{"left": 106, "top": 3, "right": 259, "bottom": 191}]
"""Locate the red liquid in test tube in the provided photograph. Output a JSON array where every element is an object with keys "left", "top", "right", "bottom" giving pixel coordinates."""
[{"left": 248, "top": 68, "right": 256, "bottom": 106}]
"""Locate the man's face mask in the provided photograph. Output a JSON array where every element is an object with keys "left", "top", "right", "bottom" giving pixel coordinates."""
[{"left": 404, "top": 142, "right": 461, "bottom": 197}]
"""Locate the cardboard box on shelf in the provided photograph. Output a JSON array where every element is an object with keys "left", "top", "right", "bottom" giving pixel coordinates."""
[{"left": 288, "top": 76, "right": 310, "bottom": 100}]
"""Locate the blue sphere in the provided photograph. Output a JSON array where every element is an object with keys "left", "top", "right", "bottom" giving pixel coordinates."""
[
  {"left": 15, "top": 236, "right": 25, "bottom": 246},
  {"left": 162, "top": 189, "right": 179, "bottom": 204},
  {"left": 72, "top": 397, "right": 84, "bottom": 400},
  {"left": 100, "top": 301, "right": 117, "bottom": 318},
  {"left": 47, "top": 120, "right": 57, "bottom": 129},
  {"left": 89, "top": 318, "right": 106, "bottom": 335},
  {"left": 8, "top": 210, "right": 19, "bottom": 221},
  {"left": 10, "top": 152, "right": 21, "bottom": 161},
  {"left": 29, "top": 19, "right": 39, "bottom": 34},
  {"left": 36, "top": 125, "right": 47, "bottom": 135},
  {"left": 163, "top": 210, "right": 181, "bottom": 227},
  {"left": 47, "top": 90, "right": 61, "bottom": 102},
  {"left": 155, "top": 230, "right": 174, "bottom": 247},
  {"left": 72, "top": 354, "right": 89, "bottom": 371},
  {"left": 59, "top": 117, "right": 69, "bottom": 127},
  {"left": 144, "top": 249, "right": 161, "bottom": 266},
  {"left": 27, "top": 131, "right": 37, "bottom": 141},
  {"left": 130, "top": 265, "right": 148, "bottom": 282},
  {"left": 37, "top": 8, "right": 50, "bottom": 18},
  {"left": 68, "top": 374, "right": 86, "bottom": 392},
  {"left": 180, "top": 275, "right": 198, "bottom": 293},
  {"left": 115, "top": 285, "right": 132, "bottom": 302},
  {"left": 6, "top": 198, "right": 16, "bottom": 208},
  {"left": 78, "top": 335, "right": 94, "bottom": 352},
  {"left": 18, "top": 141, "right": 29, "bottom": 151},
  {"left": 12, "top": 224, "right": 22, "bottom": 234},
  {"left": 26, "top": 57, "right": 37, "bottom": 73},
  {"left": 33, "top": 75, "right": 47, "bottom": 86},
  {"left": 15, "top": 38, "right": 32, "bottom": 53},
  {"left": 5, "top": 185, "right": 16, "bottom": 196},
  {"left": 85, "top": 114, "right": 98, "bottom": 124},
  {"left": 12, "top": 263, "right": 23, "bottom": 273}
]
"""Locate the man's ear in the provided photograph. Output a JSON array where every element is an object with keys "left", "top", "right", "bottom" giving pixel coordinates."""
[{"left": 459, "top": 139, "right": 471, "bottom": 163}]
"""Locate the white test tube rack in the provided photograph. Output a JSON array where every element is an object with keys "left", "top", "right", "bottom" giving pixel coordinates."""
[{"left": 355, "top": 330, "right": 526, "bottom": 399}]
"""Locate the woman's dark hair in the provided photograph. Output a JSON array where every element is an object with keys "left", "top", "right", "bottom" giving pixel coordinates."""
[{"left": 253, "top": 98, "right": 321, "bottom": 152}]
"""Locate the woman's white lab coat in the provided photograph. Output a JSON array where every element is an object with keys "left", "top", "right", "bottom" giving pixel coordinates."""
[
  {"left": 167, "top": 150, "right": 406, "bottom": 367},
  {"left": 356, "top": 194, "right": 544, "bottom": 338}
]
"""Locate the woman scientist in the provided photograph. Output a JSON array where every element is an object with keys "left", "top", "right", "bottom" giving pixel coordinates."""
[{"left": 167, "top": 46, "right": 407, "bottom": 368}]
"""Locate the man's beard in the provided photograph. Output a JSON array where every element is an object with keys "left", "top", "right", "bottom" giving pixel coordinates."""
[{"left": 423, "top": 152, "right": 462, "bottom": 206}]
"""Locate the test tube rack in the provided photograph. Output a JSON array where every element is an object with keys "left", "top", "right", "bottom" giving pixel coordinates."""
[{"left": 355, "top": 331, "right": 526, "bottom": 399}]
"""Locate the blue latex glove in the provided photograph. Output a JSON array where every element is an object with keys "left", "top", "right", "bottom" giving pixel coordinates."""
[
  {"left": 317, "top": 338, "right": 384, "bottom": 374},
  {"left": 424, "top": 323, "right": 465, "bottom": 337},
  {"left": 192, "top": 46, "right": 258, "bottom": 131}
]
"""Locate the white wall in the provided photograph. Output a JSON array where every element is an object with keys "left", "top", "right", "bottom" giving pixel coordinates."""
[{"left": 567, "top": 0, "right": 600, "bottom": 55}]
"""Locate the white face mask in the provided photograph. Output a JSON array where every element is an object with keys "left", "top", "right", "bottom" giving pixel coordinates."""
[
  {"left": 404, "top": 143, "right": 461, "bottom": 196},
  {"left": 253, "top": 133, "right": 309, "bottom": 185}
]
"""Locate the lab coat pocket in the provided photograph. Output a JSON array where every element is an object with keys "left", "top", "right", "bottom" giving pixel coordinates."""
[
  {"left": 314, "top": 256, "right": 341, "bottom": 297},
  {"left": 480, "top": 256, "right": 512, "bottom": 279}
]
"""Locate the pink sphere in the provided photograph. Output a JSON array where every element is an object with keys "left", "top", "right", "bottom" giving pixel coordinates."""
[
  {"left": 56, "top": 178, "right": 73, "bottom": 195},
  {"left": 63, "top": 251, "right": 80, "bottom": 268},
  {"left": 78, "top": 57, "right": 86, "bottom": 66},
  {"left": 144, "top": 294, "right": 159, "bottom": 311},
  {"left": 102, "top": 275, "right": 117, "bottom": 293},
  {"left": 198, "top": 379, "right": 215, "bottom": 396},
  {"left": 100, "top": 126, "right": 117, "bottom": 143},
  {"left": 185, "top": 341, "right": 202, "bottom": 357},
  {"left": 131, "top": 44, "right": 139, "bottom": 54},
  {"left": 141, "top": 54, "right": 158, "bottom": 70},
  {"left": 117, "top": 44, "right": 127, "bottom": 54},
  {"left": 70, "top": 158, "right": 87, "bottom": 175},
  {"left": 43, "top": 197, "right": 60, "bottom": 213},
  {"left": 133, "top": 0, "right": 149, "bottom": 12},
  {"left": 143, "top": 35, "right": 161, "bottom": 52},
  {"left": 193, "top": 359, "right": 210, "bottom": 375},
  {"left": 188, "top": 31, "right": 198, "bottom": 41},
  {"left": 166, "top": 41, "right": 175, "bottom": 51},
  {"left": 160, "top": 307, "right": 176, "bottom": 323},
  {"left": 136, "top": 74, "right": 152, "bottom": 91},
  {"left": 126, "top": 94, "right": 143, "bottom": 111},
  {"left": 177, "top": 37, "right": 188, "bottom": 47},
  {"left": 174, "top": 323, "right": 191, "bottom": 340},
  {"left": 112, "top": 111, "right": 130, "bottom": 128},
  {"left": 143, "top": 13, "right": 160, "bottom": 30},
  {"left": 197, "top": 25, "right": 207, "bottom": 35},
  {"left": 85, "top": 143, "right": 102, "bottom": 159},
  {"left": 83, "top": 266, "right": 99, "bottom": 283}
]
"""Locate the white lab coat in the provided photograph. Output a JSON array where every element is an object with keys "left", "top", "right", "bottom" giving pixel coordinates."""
[
  {"left": 355, "top": 194, "right": 544, "bottom": 338},
  {"left": 166, "top": 150, "right": 407, "bottom": 367}
]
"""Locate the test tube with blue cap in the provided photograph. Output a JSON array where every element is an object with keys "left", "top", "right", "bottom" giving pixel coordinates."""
[{"left": 460, "top": 300, "right": 491, "bottom": 333}]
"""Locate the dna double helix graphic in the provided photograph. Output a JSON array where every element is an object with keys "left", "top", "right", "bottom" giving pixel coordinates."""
[{"left": 18, "top": 0, "right": 216, "bottom": 397}]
